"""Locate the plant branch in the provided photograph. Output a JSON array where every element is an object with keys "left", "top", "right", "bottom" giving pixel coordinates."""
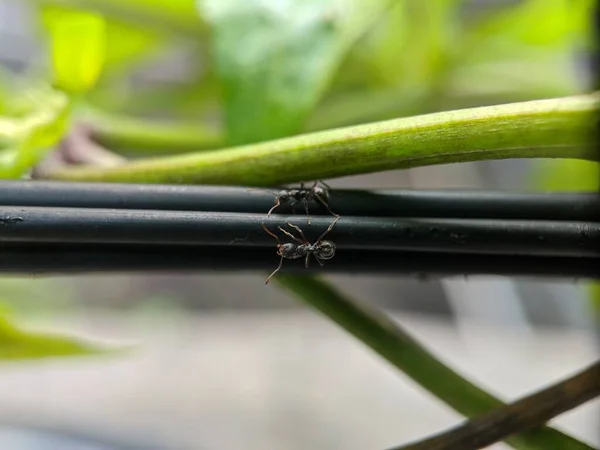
[
  {"left": 84, "top": 111, "right": 223, "bottom": 155},
  {"left": 391, "top": 361, "right": 600, "bottom": 450},
  {"left": 274, "top": 275, "right": 594, "bottom": 450},
  {"left": 48, "top": 94, "right": 598, "bottom": 185}
]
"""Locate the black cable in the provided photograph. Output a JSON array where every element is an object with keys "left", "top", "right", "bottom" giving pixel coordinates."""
[
  {"left": 0, "top": 244, "right": 597, "bottom": 279},
  {"left": 1, "top": 180, "right": 599, "bottom": 221},
  {"left": 1, "top": 206, "right": 599, "bottom": 257}
]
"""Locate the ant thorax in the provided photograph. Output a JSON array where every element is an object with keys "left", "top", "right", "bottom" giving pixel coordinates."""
[
  {"left": 312, "top": 186, "right": 329, "bottom": 201},
  {"left": 287, "top": 188, "right": 306, "bottom": 200},
  {"left": 276, "top": 190, "right": 291, "bottom": 202}
]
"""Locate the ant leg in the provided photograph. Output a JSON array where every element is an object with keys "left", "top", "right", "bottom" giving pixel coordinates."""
[
  {"left": 305, "top": 253, "right": 311, "bottom": 268},
  {"left": 265, "top": 254, "right": 284, "bottom": 284},
  {"left": 316, "top": 193, "right": 339, "bottom": 218},
  {"left": 278, "top": 226, "right": 304, "bottom": 244},
  {"left": 267, "top": 198, "right": 281, "bottom": 217},
  {"left": 303, "top": 198, "right": 311, "bottom": 225},
  {"left": 316, "top": 216, "right": 340, "bottom": 243},
  {"left": 261, "top": 223, "right": 281, "bottom": 244},
  {"left": 314, "top": 256, "right": 325, "bottom": 267},
  {"left": 318, "top": 180, "right": 333, "bottom": 190},
  {"left": 247, "top": 188, "right": 277, "bottom": 196},
  {"left": 286, "top": 223, "right": 309, "bottom": 243}
]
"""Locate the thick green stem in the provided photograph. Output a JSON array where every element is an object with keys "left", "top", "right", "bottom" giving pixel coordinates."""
[
  {"left": 275, "top": 275, "right": 593, "bottom": 450},
  {"left": 50, "top": 93, "right": 598, "bottom": 185}
]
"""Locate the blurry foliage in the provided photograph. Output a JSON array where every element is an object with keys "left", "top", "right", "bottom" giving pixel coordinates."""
[
  {"left": 0, "top": 303, "right": 110, "bottom": 361},
  {"left": 197, "top": 0, "right": 395, "bottom": 145},
  {"left": 0, "top": 0, "right": 590, "bottom": 151},
  {"left": 0, "top": 82, "right": 71, "bottom": 178},
  {"left": 40, "top": 5, "right": 107, "bottom": 93},
  {"left": 0, "top": 0, "right": 597, "bottom": 362}
]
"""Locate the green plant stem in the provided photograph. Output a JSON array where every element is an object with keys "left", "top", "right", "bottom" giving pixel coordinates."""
[
  {"left": 274, "top": 275, "right": 593, "bottom": 450},
  {"left": 84, "top": 111, "right": 223, "bottom": 155},
  {"left": 50, "top": 93, "right": 598, "bottom": 185},
  {"left": 391, "top": 361, "right": 600, "bottom": 450}
]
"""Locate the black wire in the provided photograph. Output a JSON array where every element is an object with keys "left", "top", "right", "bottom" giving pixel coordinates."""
[
  {"left": 1, "top": 206, "right": 599, "bottom": 257},
  {"left": 0, "top": 244, "right": 598, "bottom": 279},
  {"left": 1, "top": 180, "right": 599, "bottom": 221}
]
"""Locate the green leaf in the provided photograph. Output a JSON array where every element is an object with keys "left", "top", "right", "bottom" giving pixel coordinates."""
[
  {"left": 34, "top": 2, "right": 169, "bottom": 80},
  {"left": 33, "top": 0, "right": 206, "bottom": 37},
  {"left": 41, "top": 5, "right": 107, "bottom": 94},
  {"left": 532, "top": 159, "right": 599, "bottom": 192},
  {"left": 197, "top": 0, "right": 394, "bottom": 145},
  {"left": 352, "top": 0, "right": 461, "bottom": 89},
  {"left": 0, "top": 306, "right": 110, "bottom": 361},
  {"left": 48, "top": 93, "right": 598, "bottom": 185},
  {"left": 462, "top": 0, "right": 593, "bottom": 64},
  {"left": 102, "top": 19, "right": 161, "bottom": 70},
  {"left": 0, "top": 85, "right": 73, "bottom": 178}
]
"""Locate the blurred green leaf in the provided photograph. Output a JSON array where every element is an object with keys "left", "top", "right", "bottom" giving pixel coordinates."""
[
  {"left": 355, "top": 0, "right": 461, "bottom": 89},
  {"left": 532, "top": 159, "right": 599, "bottom": 192},
  {"left": 462, "top": 0, "right": 593, "bottom": 65},
  {"left": 0, "top": 85, "right": 72, "bottom": 178},
  {"left": 197, "top": 0, "right": 394, "bottom": 145},
  {"left": 0, "top": 306, "right": 109, "bottom": 361},
  {"left": 102, "top": 19, "right": 160, "bottom": 69},
  {"left": 33, "top": 0, "right": 206, "bottom": 37},
  {"left": 87, "top": 66, "right": 220, "bottom": 120},
  {"left": 41, "top": 5, "right": 107, "bottom": 94},
  {"left": 35, "top": 3, "right": 171, "bottom": 79}
]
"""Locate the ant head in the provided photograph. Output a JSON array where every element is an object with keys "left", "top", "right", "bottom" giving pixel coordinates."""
[
  {"left": 316, "top": 240, "right": 336, "bottom": 260},
  {"left": 277, "top": 243, "right": 296, "bottom": 257},
  {"left": 313, "top": 186, "right": 329, "bottom": 200},
  {"left": 277, "top": 190, "right": 290, "bottom": 201}
]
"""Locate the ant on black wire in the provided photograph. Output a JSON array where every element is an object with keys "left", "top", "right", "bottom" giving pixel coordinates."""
[
  {"left": 249, "top": 180, "right": 339, "bottom": 224},
  {"left": 261, "top": 216, "right": 340, "bottom": 284}
]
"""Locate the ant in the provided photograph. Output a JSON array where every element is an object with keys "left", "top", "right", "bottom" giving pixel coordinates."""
[
  {"left": 249, "top": 180, "right": 338, "bottom": 224},
  {"left": 261, "top": 216, "right": 340, "bottom": 284}
]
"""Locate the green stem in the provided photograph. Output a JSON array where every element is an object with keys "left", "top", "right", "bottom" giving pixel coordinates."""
[
  {"left": 275, "top": 275, "right": 593, "bottom": 450},
  {"left": 50, "top": 93, "right": 598, "bottom": 185},
  {"left": 84, "top": 111, "right": 223, "bottom": 156}
]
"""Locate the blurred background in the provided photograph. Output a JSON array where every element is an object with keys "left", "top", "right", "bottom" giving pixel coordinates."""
[{"left": 0, "top": 0, "right": 599, "bottom": 449}]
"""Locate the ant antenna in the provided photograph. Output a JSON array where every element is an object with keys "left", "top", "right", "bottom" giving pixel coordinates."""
[
  {"left": 265, "top": 255, "right": 284, "bottom": 284},
  {"left": 261, "top": 223, "right": 281, "bottom": 244},
  {"left": 278, "top": 224, "right": 305, "bottom": 244},
  {"left": 314, "top": 193, "right": 339, "bottom": 218},
  {"left": 246, "top": 188, "right": 278, "bottom": 197},
  {"left": 261, "top": 223, "right": 284, "bottom": 284},
  {"left": 318, "top": 180, "right": 333, "bottom": 190}
]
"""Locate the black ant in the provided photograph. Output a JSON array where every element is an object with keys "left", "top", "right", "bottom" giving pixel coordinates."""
[
  {"left": 249, "top": 180, "right": 338, "bottom": 224},
  {"left": 261, "top": 216, "right": 340, "bottom": 284}
]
